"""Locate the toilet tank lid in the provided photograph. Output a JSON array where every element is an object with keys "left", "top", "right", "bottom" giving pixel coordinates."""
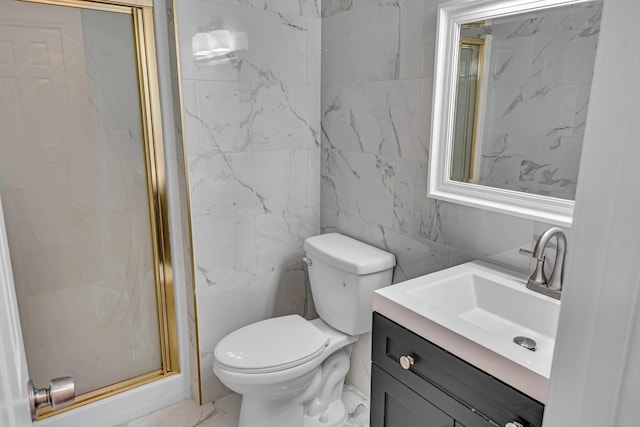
[{"left": 303, "top": 233, "right": 396, "bottom": 275}]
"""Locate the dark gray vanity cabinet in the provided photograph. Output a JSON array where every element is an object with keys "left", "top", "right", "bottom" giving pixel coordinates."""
[{"left": 371, "top": 313, "right": 544, "bottom": 427}]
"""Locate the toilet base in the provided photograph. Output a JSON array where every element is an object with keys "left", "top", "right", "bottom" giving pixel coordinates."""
[{"left": 304, "top": 399, "right": 347, "bottom": 427}]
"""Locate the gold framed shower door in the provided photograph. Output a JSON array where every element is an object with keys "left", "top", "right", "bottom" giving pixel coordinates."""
[{"left": 6, "top": 0, "right": 180, "bottom": 419}]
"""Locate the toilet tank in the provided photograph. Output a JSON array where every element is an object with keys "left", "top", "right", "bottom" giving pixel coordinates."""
[{"left": 303, "top": 233, "right": 396, "bottom": 336}]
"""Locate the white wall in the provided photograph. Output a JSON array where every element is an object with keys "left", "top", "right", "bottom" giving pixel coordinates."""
[{"left": 544, "top": 0, "right": 640, "bottom": 425}]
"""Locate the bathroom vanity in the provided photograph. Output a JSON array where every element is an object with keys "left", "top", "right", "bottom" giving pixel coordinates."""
[
  {"left": 370, "top": 261, "right": 560, "bottom": 427},
  {"left": 371, "top": 313, "right": 543, "bottom": 427}
]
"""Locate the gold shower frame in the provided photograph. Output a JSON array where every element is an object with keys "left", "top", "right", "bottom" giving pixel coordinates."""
[
  {"left": 17, "top": 0, "right": 180, "bottom": 419},
  {"left": 457, "top": 36, "right": 485, "bottom": 182}
]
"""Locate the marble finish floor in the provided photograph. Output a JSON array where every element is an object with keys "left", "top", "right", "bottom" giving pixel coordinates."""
[{"left": 119, "top": 385, "right": 369, "bottom": 427}]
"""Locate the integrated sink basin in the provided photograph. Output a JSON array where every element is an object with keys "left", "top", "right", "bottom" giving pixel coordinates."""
[{"left": 373, "top": 260, "right": 561, "bottom": 403}]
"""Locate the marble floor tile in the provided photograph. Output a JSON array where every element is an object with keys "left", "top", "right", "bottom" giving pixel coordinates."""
[
  {"left": 116, "top": 399, "right": 216, "bottom": 427},
  {"left": 341, "top": 384, "right": 370, "bottom": 427},
  {"left": 121, "top": 384, "right": 369, "bottom": 427}
]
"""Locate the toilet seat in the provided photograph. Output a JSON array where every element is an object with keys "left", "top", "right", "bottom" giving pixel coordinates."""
[{"left": 214, "top": 315, "right": 329, "bottom": 374}]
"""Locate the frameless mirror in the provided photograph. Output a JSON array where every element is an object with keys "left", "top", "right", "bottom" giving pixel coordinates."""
[{"left": 429, "top": 0, "right": 602, "bottom": 226}]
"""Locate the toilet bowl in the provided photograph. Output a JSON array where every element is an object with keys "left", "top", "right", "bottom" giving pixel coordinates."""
[
  {"left": 214, "top": 316, "right": 357, "bottom": 427},
  {"left": 212, "top": 233, "right": 396, "bottom": 427}
]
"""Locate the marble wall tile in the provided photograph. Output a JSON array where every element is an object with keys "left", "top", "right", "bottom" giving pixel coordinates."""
[
  {"left": 387, "top": 230, "right": 451, "bottom": 282},
  {"left": 188, "top": 153, "right": 266, "bottom": 222},
  {"left": 192, "top": 216, "right": 256, "bottom": 287},
  {"left": 398, "top": 0, "right": 437, "bottom": 80},
  {"left": 392, "top": 157, "right": 418, "bottom": 236},
  {"left": 201, "top": 0, "right": 320, "bottom": 18},
  {"left": 322, "top": 1, "right": 400, "bottom": 84},
  {"left": 321, "top": 0, "right": 352, "bottom": 18},
  {"left": 255, "top": 207, "right": 320, "bottom": 273},
  {"left": 307, "top": 18, "right": 321, "bottom": 84},
  {"left": 175, "top": 0, "right": 321, "bottom": 403},
  {"left": 181, "top": 2, "right": 309, "bottom": 84},
  {"left": 308, "top": 147, "right": 321, "bottom": 207},
  {"left": 272, "top": 266, "right": 308, "bottom": 316},
  {"left": 188, "top": 149, "right": 310, "bottom": 223},
  {"left": 180, "top": 80, "right": 203, "bottom": 158},
  {"left": 322, "top": 80, "right": 430, "bottom": 160},
  {"left": 187, "top": 81, "right": 319, "bottom": 154},
  {"left": 320, "top": 0, "right": 582, "bottom": 398},
  {"left": 191, "top": 81, "right": 252, "bottom": 154},
  {"left": 249, "top": 83, "right": 320, "bottom": 150},
  {"left": 323, "top": 149, "right": 396, "bottom": 228}
]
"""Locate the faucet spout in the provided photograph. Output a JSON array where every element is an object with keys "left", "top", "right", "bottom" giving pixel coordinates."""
[
  {"left": 520, "top": 227, "right": 567, "bottom": 300},
  {"left": 539, "top": 228, "right": 566, "bottom": 291}
]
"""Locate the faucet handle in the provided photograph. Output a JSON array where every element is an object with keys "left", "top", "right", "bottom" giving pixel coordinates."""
[
  {"left": 519, "top": 248, "right": 533, "bottom": 257},
  {"left": 519, "top": 248, "right": 541, "bottom": 260}
]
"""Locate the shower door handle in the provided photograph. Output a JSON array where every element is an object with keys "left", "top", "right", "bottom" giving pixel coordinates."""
[{"left": 28, "top": 376, "right": 75, "bottom": 420}]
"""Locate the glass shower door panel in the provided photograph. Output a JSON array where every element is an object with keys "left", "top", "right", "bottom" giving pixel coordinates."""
[{"left": 0, "top": 1, "right": 162, "bottom": 396}]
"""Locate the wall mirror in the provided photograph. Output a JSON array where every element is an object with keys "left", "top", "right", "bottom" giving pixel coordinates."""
[{"left": 428, "top": 0, "right": 602, "bottom": 226}]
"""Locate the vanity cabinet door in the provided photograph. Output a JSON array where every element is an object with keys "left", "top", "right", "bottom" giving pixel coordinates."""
[{"left": 371, "top": 364, "right": 454, "bottom": 427}]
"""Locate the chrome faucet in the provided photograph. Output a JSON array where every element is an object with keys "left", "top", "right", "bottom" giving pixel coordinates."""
[{"left": 519, "top": 227, "right": 567, "bottom": 300}]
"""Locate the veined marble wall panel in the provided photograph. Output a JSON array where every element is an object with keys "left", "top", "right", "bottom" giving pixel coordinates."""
[
  {"left": 175, "top": 0, "right": 320, "bottom": 403},
  {"left": 201, "top": 0, "right": 321, "bottom": 18},
  {"left": 320, "top": 0, "right": 575, "bottom": 397}
]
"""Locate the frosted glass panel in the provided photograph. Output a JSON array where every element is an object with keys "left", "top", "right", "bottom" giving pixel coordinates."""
[{"left": 0, "top": 1, "right": 161, "bottom": 395}]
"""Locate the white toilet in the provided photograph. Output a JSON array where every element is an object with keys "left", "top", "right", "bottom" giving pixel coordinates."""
[{"left": 213, "top": 233, "right": 396, "bottom": 427}]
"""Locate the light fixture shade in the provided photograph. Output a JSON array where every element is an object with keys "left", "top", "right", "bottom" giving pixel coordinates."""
[
  {"left": 209, "top": 30, "right": 231, "bottom": 53},
  {"left": 192, "top": 30, "right": 232, "bottom": 57}
]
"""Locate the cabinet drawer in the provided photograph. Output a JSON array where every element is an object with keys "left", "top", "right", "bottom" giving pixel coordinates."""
[
  {"left": 371, "top": 364, "right": 455, "bottom": 427},
  {"left": 372, "top": 312, "right": 544, "bottom": 427},
  {"left": 372, "top": 362, "right": 494, "bottom": 427}
]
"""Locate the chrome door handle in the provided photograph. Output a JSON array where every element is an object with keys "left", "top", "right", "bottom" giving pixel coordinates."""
[
  {"left": 28, "top": 377, "right": 75, "bottom": 420},
  {"left": 505, "top": 422, "right": 524, "bottom": 427}
]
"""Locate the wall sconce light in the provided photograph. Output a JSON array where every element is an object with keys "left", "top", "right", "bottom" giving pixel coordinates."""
[{"left": 192, "top": 30, "right": 232, "bottom": 58}]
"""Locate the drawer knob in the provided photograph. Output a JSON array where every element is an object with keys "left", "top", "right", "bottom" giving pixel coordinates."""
[
  {"left": 505, "top": 422, "right": 524, "bottom": 427},
  {"left": 399, "top": 355, "right": 415, "bottom": 370}
]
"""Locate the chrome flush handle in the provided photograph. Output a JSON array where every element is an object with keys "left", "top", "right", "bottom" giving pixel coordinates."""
[{"left": 28, "top": 377, "right": 75, "bottom": 421}]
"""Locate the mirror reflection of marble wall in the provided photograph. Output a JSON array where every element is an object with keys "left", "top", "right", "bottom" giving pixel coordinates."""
[{"left": 457, "top": 1, "right": 602, "bottom": 200}]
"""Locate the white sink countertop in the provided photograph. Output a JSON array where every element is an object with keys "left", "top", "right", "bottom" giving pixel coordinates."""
[{"left": 373, "top": 260, "right": 560, "bottom": 403}]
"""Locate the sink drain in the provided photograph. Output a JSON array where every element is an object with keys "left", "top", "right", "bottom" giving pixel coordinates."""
[{"left": 513, "top": 336, "right": 537, "bottom": 352}]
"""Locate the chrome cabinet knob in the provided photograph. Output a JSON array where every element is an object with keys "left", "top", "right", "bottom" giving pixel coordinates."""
[
  {"left": 28, "top": 377, "right": 75, "bottom": 420},
  {"left": 505, "top": 422, "right": 524, "bottom": 427},
  {"left": 399, "top": 355, "right": 415, "bottom": 370}
]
